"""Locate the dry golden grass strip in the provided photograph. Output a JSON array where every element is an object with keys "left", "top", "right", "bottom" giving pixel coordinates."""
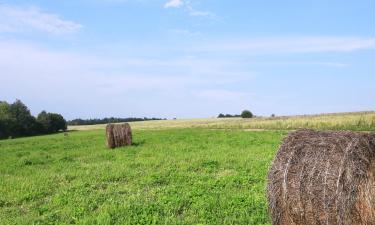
[{"left": 267, "top": 129, "right": 375, "bottom": 225}]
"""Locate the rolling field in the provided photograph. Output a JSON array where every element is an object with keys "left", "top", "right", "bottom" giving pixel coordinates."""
[
  {"left": 0, "top": 129, "right": 287, "bottom": 224},
  {"left": 1, "top": 112, "right": 374, "bottom": 224},
  {"left": 69, "top": 111, "right": 375, "bottom": 132}
]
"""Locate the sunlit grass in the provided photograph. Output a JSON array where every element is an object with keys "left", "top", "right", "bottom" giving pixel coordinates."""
[
  {"left": 0, "top": 129, "right": 286, "bottom": 224},
  {"left": 69, "top": 111, "right": 375, "bottom": 131}
]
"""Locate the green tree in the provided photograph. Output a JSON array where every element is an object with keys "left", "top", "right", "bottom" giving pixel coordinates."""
[
  {"left": 37, "top": 111, "right": 67, "bottom": 133},
  {"left": 0, "top": 100, "right": 67, "bottom": 139},
  {"left": 37, "top": 111, "right": 49, "bottom": 133},
  {"left": 241, "top": 110, "right": 253, "bottom": 118},
  {"left": 0, "top": 101, "right": 11, "bottom": 138},
  {"left": 8, "top": 99, "right": 38, "bottom": 136}
]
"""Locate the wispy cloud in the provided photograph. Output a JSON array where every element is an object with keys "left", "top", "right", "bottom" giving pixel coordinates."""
[
  {"left": 192, "top": 89, "right": 253, "bottom": 101},
  {"left": 186, "top": 6, "right": 215, "bottom": 18},
  {"left": 169, "top": 28, "right": 200, "bottom": 36},
  {"left": 255, "top": 61, "right": 349, "bottom": 67},
  {"left": 194, "top": 37, "right": 375, "bottom": 54},
  {"left": 0, "top": 4, "right": 82, "bottom": 34},
  {"left": 164, "top": 0, "right": 183, "bottom": 8},
  {"left": 0, "top": 39, "right": 260, "bottom": 119},
  {"left": 164, "top": 0, "right": 215, "bottom": 18}
]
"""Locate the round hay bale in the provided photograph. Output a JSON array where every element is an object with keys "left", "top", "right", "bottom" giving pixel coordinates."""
[
  {"left": 267, "top": 129, "right": 375, "bottom": 225},
  {"left": 105, "top": 123, "right": 132, "bottom": 149},
  {"left": 122, "top": 123, "right": 132, "bottom": 146},
  {"left": 106, "top": 123, "right": 115, "bottom": 149}
]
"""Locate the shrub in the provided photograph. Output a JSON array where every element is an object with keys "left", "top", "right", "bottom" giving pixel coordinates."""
[{"left": 241, "top": 110, "right": 253, "bottom": 118}]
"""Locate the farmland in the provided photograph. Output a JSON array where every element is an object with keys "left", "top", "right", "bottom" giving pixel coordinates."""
[
  {"left": 70, "top": 111, "right": 375, "bottom": 131},
  {"left": 0, "top": 129, "right": 285, "bottom": 224},
  {"left": 1, "top": 111, "right": 374, "bottom": 224}
]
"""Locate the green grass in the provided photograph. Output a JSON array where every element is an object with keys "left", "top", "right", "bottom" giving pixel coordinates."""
[
  {"left": 0, "top": 129, "right": 286, "bottom": 224},
  {"left": 3, "top": 111, "right": 374, "bottom": 224},
  {"left": 69, "top": 111, "right": 375, "bottom": 131}
]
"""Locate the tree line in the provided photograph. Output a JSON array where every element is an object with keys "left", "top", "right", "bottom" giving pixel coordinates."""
[
  {"left": 0, "top": 100, "right": 67, "bottom": 139},
  {"left": 218, "top": 110, "right": 254, "bottom": 118},
  {"left": 68, "top": 117, "right": 166, "bottom": 126}
]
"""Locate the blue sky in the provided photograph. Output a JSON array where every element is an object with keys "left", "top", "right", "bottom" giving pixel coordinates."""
[{"left": 0, "top": 0, "right": 374, "bottom": 119}]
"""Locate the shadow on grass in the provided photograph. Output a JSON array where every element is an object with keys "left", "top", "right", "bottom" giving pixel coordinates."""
[
  {"left": 65, "top": 130, "right": 78, "bottom": 133},
  {"left": 132, "top": 140, "right": 146, "bottom": 147},
  {"left": 1, "top": 130, "right": 79, "bottom": 141}
]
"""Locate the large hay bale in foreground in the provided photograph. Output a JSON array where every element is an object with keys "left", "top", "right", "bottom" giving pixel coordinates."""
[
  {"left": 106, "top": 123, "right": 132, "bottom": 149},
  {"left": 267, "top": 129, "right": 375, "bottom": 225}
]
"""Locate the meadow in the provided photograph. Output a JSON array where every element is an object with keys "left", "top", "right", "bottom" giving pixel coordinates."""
[
  {"left": 1, "top": 111, "right": 374, "bottom": 224},
  {"left": 0, "top": 128, "right": 286, "bottom": 224}
]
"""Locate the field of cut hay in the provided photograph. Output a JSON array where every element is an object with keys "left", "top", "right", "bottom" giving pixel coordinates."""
[
  {"left": 0, "top": 129, "right": 286, "bottom": 224},
  {"left": 69, "top": 111, "right": 375, "bottom": 132}
]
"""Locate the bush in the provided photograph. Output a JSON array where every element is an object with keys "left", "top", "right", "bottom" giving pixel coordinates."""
[{"left": 241, "top": 110, "right": 253, "bottom": 118}]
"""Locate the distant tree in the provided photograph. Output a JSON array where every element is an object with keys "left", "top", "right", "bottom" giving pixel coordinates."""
[
  {"left": 0, "top": 101, "right": 10, "bottom": 117},
  {"left": 0, "top": 120, "right": 5, "bottom": 138},
  {"left": 241, "top": 110, "right": 253, "bottom": 118},
  {"left": 271, "top": 114, "right": 275, "bottom": 118},
  {"left": 67, "top": 117, "right": 165, "bottom": 126},
  {"left": 37, "top": 111, "right": 67, "bottom": 133},
  {"left": 0, "top": 100, "right": 67, "bottom": 139},
  {"left": 50, "top": 113, "right": 67, "bottom": 132},
  {"left": 8, "top": 99, "right": 38, "bottom": 136},
  {"left": 37, "top": 111, "right": 50, "bottom": 133},
  {"left": 218, "top": 113, "right": 242, "bottom": 118},
  {"left": 0, "top": 101, "right": 11, "bottom": 139}
]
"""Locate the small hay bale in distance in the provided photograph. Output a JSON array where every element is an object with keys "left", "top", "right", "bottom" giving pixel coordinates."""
[
  {"left": 105, "top": 123, "right": 132, "bottom": 149},
  {"left": 267, "top": 129, "right": 375, "bottom": 225}
]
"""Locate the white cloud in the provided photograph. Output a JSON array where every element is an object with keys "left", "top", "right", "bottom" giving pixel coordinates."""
[
  {"left": 0, "top": 4, "right": 82, "bottom": 34},
  {"left": 0, "top": 41, "right": 251, "bottom": 119},
  {"left": 164, "top": 1, "right": 215, "bottom": 19},
  {"left": 164, "top": 0, "right": 183, "bottom": 8},
  {"left": 1, "top": 35, "right": 373, "bottom": 119}
]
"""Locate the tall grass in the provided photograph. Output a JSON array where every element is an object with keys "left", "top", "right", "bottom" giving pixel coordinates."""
[{"left": 70, "top": 111, "right": 375, "bottom": 131}]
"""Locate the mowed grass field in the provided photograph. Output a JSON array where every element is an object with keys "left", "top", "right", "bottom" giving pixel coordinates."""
[
  {"left": 0, "top": 129, "right": 287, "bottom": 224},
  {"left": 1, "top": 111, "right": 374, "bottom": 224}
]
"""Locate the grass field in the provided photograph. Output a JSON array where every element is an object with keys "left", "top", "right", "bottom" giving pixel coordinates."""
[
  {"left": 2, "top": 112, "right": 374, "bottom": 224},
  {"left": 69, "top": 111, "right": 375, "bottom": 132},
  {"left": 0, "top": 129, "right": 286, "bottom": 224}
]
